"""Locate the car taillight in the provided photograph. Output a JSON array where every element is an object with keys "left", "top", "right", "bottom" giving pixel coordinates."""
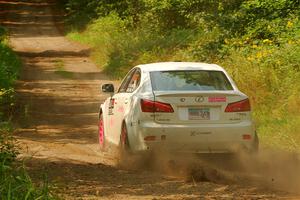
[
  {"left": 141, "top": 99, "right": 174, "bottom": 113},
  {"left": 225, "top": 98, "right": 251, "bottom": 112}
]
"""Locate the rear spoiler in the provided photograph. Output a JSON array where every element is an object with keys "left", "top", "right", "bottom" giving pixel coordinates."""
[{"left": 153, "top": 91, "right": 241, "bottom": 97}]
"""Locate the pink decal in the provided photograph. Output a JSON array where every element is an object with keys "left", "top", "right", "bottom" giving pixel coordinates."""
[
  {"left": 208, "top": 97, "right": 227, "bottom": 102},
  {"left": 117, "top": 106, "right": 125, "bottom": 113},
  {"left": 110, "top": 118, "right": 114, "bottom": 126}
]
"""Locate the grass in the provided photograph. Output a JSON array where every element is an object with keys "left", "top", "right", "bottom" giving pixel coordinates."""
[
  {"left": 220, "top": 43, "right": 300, "bottom": 152},
  {"left": 0, "top": 127, "right": 59, "bottom": 200}
]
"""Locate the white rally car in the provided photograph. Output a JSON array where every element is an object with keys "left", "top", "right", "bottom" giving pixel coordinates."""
[{"left": 98, "top": 62, "right": 258, "bottom": 155}]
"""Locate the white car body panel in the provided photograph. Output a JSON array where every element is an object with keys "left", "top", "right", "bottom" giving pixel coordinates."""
[{"left": 100, "top": 62, "right": 257, "bottom": 154}]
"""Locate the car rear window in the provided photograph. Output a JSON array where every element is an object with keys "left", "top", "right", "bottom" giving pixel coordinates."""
[{"left": 150, "top": 70, "right": 233, "bottom": 91}]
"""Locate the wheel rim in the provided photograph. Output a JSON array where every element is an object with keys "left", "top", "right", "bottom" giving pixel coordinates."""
[{"left": 99, "top": 117, "right": 104, "bottom": 146}]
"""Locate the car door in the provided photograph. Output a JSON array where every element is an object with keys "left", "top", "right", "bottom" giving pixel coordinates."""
[
  {"left": 116, "top": 69, "right": 142, "bottom": 146},
  {"left": 108, "top": 69, "right": 136, "bottom": 144}
]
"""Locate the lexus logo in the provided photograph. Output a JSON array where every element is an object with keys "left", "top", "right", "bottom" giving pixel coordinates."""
[
  {"left": 180, "top": 98, "right": 186, "bottom": 102},
  {"left": 195, "top": 96, "right": 204, "bottom": 102}
]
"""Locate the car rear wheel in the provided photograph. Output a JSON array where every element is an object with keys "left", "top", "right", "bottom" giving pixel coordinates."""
[
  {"left": 98, "top": 113, "right": 106, "bottom": 151},
  {"left": 120, "top": 122, "right": 130, "bottom": 151},
  {"left": 118, "top": 122, "right": 131, "bottom": 166}
]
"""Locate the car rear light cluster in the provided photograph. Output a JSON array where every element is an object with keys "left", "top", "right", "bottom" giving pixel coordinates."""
[
  {"left": 141, "top": 99, "right": 174, "bottom": 113},
  {"left": 242, "top": 134, "right": 252, "bottom": 140},
  {"left": 144, "top": 136, "right": 156, "bottom": 141},
  {"left": 225, "top": 98, "right": 251, "bottom": 112}
]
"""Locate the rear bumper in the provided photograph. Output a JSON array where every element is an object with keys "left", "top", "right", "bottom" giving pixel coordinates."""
[{"left": 131, "top": 121, "right": 256, "bottom": 153}]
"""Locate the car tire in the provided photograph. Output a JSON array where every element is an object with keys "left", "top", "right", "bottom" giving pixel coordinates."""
[
  {"left": 98, "top": 113, "right": 106, "bottom": 151},
  {"left": 118, "top": 122, "right": 131, "bottom": 166},
  {"left": 120, "top": 122, "right": 130, "bottom": 151}
]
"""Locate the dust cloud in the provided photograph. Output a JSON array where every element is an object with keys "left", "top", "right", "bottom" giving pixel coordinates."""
[{"left": 116, "top": 148, "right": 300, "bottom": 194}]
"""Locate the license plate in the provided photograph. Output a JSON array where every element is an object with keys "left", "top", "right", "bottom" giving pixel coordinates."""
[{"left": 188, "top": 108, "right": 210, "bottom": 120}]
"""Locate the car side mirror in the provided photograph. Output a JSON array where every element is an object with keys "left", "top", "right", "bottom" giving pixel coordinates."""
[{"left": 101, "top": 84, "right": 114, "bottom": 93}]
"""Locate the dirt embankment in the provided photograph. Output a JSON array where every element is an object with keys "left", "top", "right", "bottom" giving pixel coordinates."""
[{"left": 1, "top": 0, "right": 300, "bottom": 199}]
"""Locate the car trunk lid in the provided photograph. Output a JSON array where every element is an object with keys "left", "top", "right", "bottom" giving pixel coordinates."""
[{"left": 153, "top": 91, "right": 249, "bottom": 124}]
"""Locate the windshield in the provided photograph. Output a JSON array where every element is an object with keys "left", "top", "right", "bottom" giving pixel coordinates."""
[{"left": 150, "top": 70, "right": 233, "bottom": 91}]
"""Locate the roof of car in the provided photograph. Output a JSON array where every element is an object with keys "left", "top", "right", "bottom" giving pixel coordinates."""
[{"left": 137, "top": 62, "right": 224, "bottom": 72}]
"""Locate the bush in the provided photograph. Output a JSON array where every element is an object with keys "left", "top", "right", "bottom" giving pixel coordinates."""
[
  {"left": 0, "top": 27, "right": 20, "bottom": 122},
  {"left": 0, "top": 127, "right": 57, "bottom": 199}
]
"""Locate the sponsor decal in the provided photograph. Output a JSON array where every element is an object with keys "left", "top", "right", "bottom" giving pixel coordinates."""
[
  {"left": 208, "top": 96, "right": 226, "bottom": 102},
  {"left": 195, "top": 96, "right": 204, "bottom": 102},
  {"left": 108, "top": 98, "right": 115, "bottom": 115},
  {"left": 230, "top": 118, "right": 241, "bottom": 121},
  {"left": 190, "top": 131, "right": 212, "bottom": 136},
  {"left": 156, "top": 118, "right": 171, "bottom": 121},
  {"left": 117, "top": 106, "right": 124, "bottom": 113}
]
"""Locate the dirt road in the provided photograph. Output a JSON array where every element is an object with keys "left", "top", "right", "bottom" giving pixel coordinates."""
[{"left": 1, "top": 0, "right": 300, "bottom": 199}]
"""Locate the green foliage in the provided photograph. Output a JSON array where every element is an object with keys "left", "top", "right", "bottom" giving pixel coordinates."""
[
  {"left": 68, "top": 13, "right": 198, "bottom": 77},
  {"left": 0, "top": 41, "right": 20, "bottom": 89},
  {"left": 0, "top": 124, "right": 17, "bottom": 166},
  {"left": 63, "top": 0, "right": 300, "bottom": 151},
  {"left": 0, "top": 27, "right": 21, "bottom": 122},
  {"left": 0, "top": 26, "right": 6, "bottom": 41},
  {"left": 0, "top": 26, "right": 58, "bottom": 199},
  {"left": 220, "top": 42, "right": 300, "bottom": 149},
  {"left": 0, "top": 129, "right": 58, "bottom": 199},
  {"left": 64, "top": 0, "right": 137, "bottom": 29}
]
